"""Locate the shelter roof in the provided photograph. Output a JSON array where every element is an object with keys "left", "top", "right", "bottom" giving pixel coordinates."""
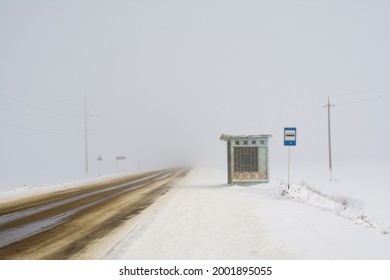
[{"left": 220, "top": 134, "right": 272, "bottom": 141}]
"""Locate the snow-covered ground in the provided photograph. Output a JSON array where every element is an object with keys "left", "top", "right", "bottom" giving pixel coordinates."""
[
  {"left": 102, "top": 158, "right": 390, "bottom": 259},
  {"left": 271, "top": 157, "right": 390, "bottom": 233},
  {"left": 103, "top": 168, "right": 299, "bottom": 259},
  {"left": 1, "top": 158, "right": 389, "bottom": 259}
]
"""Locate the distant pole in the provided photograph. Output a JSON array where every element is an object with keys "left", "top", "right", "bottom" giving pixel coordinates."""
[
  {"left": 137, "top": 137, "right": 141, "bottom": 171},
  {"left": 324, "top": 96, "right": 335, "bottom": 181},
  {"left": 84, "top": 94, "right": 89, "bottom": 177},
  {"left": 138, "top": 149, "right": 141, "bottom": 171}
]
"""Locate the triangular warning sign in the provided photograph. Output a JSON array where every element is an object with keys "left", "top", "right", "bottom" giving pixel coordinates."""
[{"left": 97, "top": 155, "right": 103, "bottom": 161}]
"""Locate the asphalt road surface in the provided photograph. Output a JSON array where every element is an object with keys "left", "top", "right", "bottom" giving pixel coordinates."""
[{"left": 0, "top": 167, "right": 188, "bottom": 259}]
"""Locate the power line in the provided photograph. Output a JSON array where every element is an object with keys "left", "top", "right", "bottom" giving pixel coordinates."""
[
  {"left": 331, "top": 82, "right": 390, "bottom": 97},
  {"left": 290, "top": 98, "right": 326, "bottom": 126},
  {"left": 335, "top": 92, "right": 390, "bottom": 106},
  {"left": 0, "top": 78, "right": 79, "bottom": 106},
  {"left": 299, "top": 109, "right": 323, "bottom": 128},
  {"left": 0, "top": 104, "right": 79, "bottom": 121},
  {"left": 0, "top": 120, "right": 77, "bottom": 135},
  {"left": 0, "top": 91, "right": 77, "bottom": 118}
]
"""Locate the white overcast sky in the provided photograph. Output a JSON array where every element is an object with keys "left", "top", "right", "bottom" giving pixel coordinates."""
[{"left": 0, "top": 0, "right": 389, "bottom": 187}]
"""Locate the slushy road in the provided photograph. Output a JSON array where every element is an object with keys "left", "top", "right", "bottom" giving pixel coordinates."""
[{"left": 0, "top": 168, "right": 189, "bottom": 259}]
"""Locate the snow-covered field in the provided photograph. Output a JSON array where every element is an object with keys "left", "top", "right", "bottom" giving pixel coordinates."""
[
  {"left": 1, "top": 158, "right": 389, "bottom": 259},
  {"left": 271, "top": 157, "right": 390, "bottom": 233}
]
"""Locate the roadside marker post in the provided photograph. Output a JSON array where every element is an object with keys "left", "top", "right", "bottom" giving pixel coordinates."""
[{"left": 284, "top": 127, "right": 296, "bottom": 190}]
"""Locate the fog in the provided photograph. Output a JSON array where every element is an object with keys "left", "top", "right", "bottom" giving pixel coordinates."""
[{"left": 1, "top": 0, "right": 389, "bottom": 188}]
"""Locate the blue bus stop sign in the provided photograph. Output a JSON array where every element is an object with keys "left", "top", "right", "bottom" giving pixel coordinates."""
[{"left": 284, "top": 127, "right": 296, "bottom": 146}]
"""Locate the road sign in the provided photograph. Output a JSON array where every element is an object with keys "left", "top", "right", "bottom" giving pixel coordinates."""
[
  {"left": 116, "top": 156, "right": 126, "bottom": 173},
  {"left": 97, "top": 155, "right": 103, "bottom": 176},
  {"left": 284, "top": 127, "right": 296, "bottom": 146}
]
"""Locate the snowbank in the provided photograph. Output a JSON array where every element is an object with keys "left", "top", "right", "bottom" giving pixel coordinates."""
[
  {"left": 278, "top": 182, "right": 376, "bottom": 230},
  {"left": 271, "top": 157, "right": 390, "bottom": 234}
]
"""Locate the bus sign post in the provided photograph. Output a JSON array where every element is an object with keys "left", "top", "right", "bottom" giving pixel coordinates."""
[
  {"left": 284, "top": 128, "right": 296, "bottom": 190},
  {"left": 284, "top": 127, "right": 296, "bottom": 146}
]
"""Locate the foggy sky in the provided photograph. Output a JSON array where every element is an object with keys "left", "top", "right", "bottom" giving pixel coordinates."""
[{"left": 1, "top": 0, "right": 389, "bottom": 188}]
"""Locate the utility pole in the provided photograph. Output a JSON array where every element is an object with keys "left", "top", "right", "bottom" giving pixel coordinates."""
[
  {"left": 138, "top": 148, "right": 141, "bottom": 171},
  {"left": 84, "top": 94, "right": 89, "bottom": 177},
  {"left": 324, "top": 96, "right": 335, "bottom": 181}
]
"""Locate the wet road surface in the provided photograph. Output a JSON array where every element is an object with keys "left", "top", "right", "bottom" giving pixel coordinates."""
[{"left": 0, "top": 168, "right": 188, "bottom": 259}]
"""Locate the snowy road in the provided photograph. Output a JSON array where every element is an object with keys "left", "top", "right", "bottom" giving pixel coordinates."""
[{"left": 0, "top": 168, "right": 188, "bottom": 259}]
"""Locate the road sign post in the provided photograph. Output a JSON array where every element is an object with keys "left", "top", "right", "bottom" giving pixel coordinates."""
[
  {"left": 116, "top": 156, "right": 126, "bottom": 173},
  {"left": 97, "top": 155, "right": 103, "bottom": 176},
  {"left": 284, "top": 128, "right": 296, "bottom": 190}
]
